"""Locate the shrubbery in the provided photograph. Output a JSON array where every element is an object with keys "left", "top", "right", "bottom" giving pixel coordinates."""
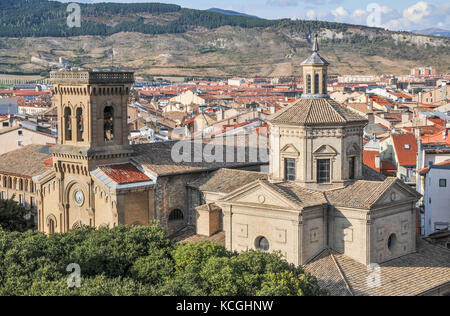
[{"left": 0, "top": 225, "right": 328, "bottom": 296}]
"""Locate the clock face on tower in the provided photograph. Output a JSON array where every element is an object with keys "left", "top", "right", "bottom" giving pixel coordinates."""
[{"left": 74, "top": 190, "right": 85, "bottom": 206}]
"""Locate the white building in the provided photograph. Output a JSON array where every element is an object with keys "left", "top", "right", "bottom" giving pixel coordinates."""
[{"left": 419, "top": 160, "right": 450, "bottom": 236}]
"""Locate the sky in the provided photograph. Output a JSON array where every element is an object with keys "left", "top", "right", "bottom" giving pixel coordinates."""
[{"left": 63, "top": 0, "right": 450, "bottom": 31}]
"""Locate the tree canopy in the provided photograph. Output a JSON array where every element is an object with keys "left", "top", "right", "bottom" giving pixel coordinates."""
[
  {"left": 0, "top": 197, "right": 34, "bottom": 232},
  {"left": 0, "top": 225, "right": 328, "bottom": 296}
]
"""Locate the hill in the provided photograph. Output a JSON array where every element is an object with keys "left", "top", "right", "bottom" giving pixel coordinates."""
[
  {"left": 207, "top": 8, "right": 259, "bottom": 19},
  {"left": 0, "top": 0, "right": 449, "bottom": 79},
  {"left": 412, "top": 28, "right": 450, "bottom": 38}
]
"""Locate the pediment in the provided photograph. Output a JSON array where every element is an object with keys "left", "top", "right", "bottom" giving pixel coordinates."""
[
  {"left": 220, "top": 181, "right": 297, "bottom": 210},
  {"left": 373, "top": 181, "right": 420, "bottom": 208},
  {"left": 313, "top": 144, "right": 337, "bottom": 156},
  {"left": 281, "top": 144, "right": 300, "bottom": 156},
  {"left": 347, "top": 143, "right": 360, "bottom": 155}
]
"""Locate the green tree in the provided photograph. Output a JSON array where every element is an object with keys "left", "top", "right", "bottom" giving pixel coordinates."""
[{"left": 0, "top": 196, "right": 33, "bottom": 232}]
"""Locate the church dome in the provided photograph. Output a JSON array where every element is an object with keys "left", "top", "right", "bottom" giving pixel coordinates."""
[{"left": 267, "top": 97, "right": 368, "bottom": 126}]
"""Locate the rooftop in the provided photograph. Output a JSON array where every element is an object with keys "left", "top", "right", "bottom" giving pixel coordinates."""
[
  {"left": 267, "top": 98, "right": 368, "bottom": 126},
  {"left": 188, "top": 168, "right": 268, "bottom": 194},
  {"left": 305, "top": 238, "right": 450, "bottom": 296},
  {"left": 392, "top": 133, "right": 418, "bottom": 167},
  {"left": 0, "top": 145, "right": 52, "bottom": 178}
]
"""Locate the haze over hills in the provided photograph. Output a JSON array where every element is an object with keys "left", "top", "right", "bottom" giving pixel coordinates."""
[
  {"left": 412, "top": 28, "right": 450, "bottom": 38},
  {"left": 0, "top": 0, "right": 449, "bottom": 79}
]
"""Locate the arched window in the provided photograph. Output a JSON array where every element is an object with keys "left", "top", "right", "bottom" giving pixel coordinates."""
[
  {"left": 306, "top": 74, "right": 311, "bottom": 94},
  {"left": 76, "top": 108, "right": 84, "bottom": 142},
  {"left": 323, "top": 71, "right": 327, "bottom": 94},
  {"left": 169, "top": 209, "right": 184, "bottom": 221},
  {"left": 314, "top": 73, "right": 319, "bottom": 94},
  {"left": 104, "top": 106, "right": 114, "bottom": 142},
  {"left": 47, "top": 216, "right": 56, "bottom": 234},
  {"left": 49, "top": 219, "right": 55, "bottom": 234},
  {"left": 64, "top": 107, "right": 72, "bottom": 141},
  {"left": 388, "top": 234, "right": 397, "bottom": 252},
  {"left": 255, "top": 236, "right": 270, "bottom": 251}
]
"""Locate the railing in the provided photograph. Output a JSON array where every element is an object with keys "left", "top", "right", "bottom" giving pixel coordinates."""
[{"left": 50, "top": 71, "right": 134, "bottom": 84}]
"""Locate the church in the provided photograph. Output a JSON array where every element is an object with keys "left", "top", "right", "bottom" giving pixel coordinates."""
[{"left": 32, "top": 36, "right": 449, "bottom": 296}]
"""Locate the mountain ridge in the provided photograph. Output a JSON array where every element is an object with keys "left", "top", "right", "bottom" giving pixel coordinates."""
[{"left": 0, "top": 1, "right": 448, "bottom": 78}]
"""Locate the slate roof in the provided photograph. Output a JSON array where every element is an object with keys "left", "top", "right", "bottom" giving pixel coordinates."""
[
  {"left": 305, "top": 239, "right": 450, "bottom": 296},
  {"left": 188, "top": 168, "right": 268, "bottom": 194},
  {"left": 267, "top": 98, "right": 367, "bottom": 125},
  {"left": 301, "top": 52, "right": 330, "bottom": 65},
  {"left": 0, "top": 144, "right": 51, "bottom": 178},
  {"left": 325, "top": 177, "right": 419, "bottom": 209}
]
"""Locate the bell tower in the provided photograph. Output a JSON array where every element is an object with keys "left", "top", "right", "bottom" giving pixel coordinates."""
[
  {"left": 45, "top": 71, "right": 135, "bottom": 233},
  {"left": 301, "top": 34, "right": 329, "bottom": 99},
  {"left": 267, "top": 35, "right": 368, "bottom": 190},
  {"left": 51, "top": 71, "right": 134, "bottom": 161}
]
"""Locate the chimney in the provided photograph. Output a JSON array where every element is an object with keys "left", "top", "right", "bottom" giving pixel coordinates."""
[
  {"left": 442, "top": 81, "right": 447, "bottom": 101},
  {"left": 270, "top": 106, "right": 276, "bottom": 114}
]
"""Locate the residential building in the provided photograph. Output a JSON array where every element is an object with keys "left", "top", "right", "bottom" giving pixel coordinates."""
[{"left": 418, "top": 161, "right": 450, "bottom": 236}]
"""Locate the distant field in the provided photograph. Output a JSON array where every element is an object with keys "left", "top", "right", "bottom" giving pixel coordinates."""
[{"left": 0, "top": 74, "right": 44, "bottom": 81}]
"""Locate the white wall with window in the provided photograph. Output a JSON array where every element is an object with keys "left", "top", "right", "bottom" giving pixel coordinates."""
[{"left": 423, "top": 166, "right": 450, "bottom": 236}]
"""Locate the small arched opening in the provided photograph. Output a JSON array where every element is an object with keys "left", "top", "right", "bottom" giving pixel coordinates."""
[
  {"left": 104, "top": 106, "right": 114, "bottom": 142},
  {"left": 314, "top": 73, "right": 320, "bottom": 94},
  {"left": 64, "top": 107, "right": 72, "bottom": 141},
  {"left": 168, "top": 209, "right": 184, "bottom": 221},
  {"left": 76, "top": 108, "right": 84, "bottom": 142},
  {"left": 307, "top": 74, "right": 311, "bottom": 94}
]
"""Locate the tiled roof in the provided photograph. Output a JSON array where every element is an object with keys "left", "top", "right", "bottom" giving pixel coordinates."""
[
  {"left": 418, "top": 160, "right": 450, "bottom": 175},
  {"left": 263, "top": 181, "right": 328, "bottom": 208},
  {"left": 363, "top": 150, "right": 380, "bottom": 173},
  {"left": 0, "top": 144, "right": 51, "bottom": 178},
  {"left": 131, "top": 136, "right": 267, "bottom": 177},
  {"left": 305, "top": 238, "right": 450, "bottom": 296},
  {"left": 304, "top": 249, "right": 352, "bottom": 296},
  {"left": 392, "top": 133, "right": 418, "bottom": 167},
  {"left": 188, "top": 168, "right": 268, "bottom": 194},
  {"left": 422, "top": 129, "right": 450, "bottom": 146},
  {"left": 362, "top": 163, "right": 386, "bottom": 181},
  {"left": 325, "top": 177, "right": 418, "bottom": 209},
  {"left": 98, "top": 163, "right": 150, "bottom": 185},
  {"left": 345, "top": 103, "right": 373, "bottom": 115},
  {"left": 267, "top": 98, "right": 367, "bottom": 125}
]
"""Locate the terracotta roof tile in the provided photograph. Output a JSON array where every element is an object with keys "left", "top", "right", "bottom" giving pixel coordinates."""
[
  {"left": 363, "top": 150, "right": 380, "bottom": 173},
  {"left": 392, "top": 133, "right": 418, "bottom": 167},
  {"left": 99, "top": 163, "right": 150, "bottom": 184}
]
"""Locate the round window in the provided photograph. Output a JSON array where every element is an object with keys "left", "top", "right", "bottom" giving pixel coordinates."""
[
  {"left": 387, "top": 234, "right": 397, "bottom": 252},
  {"left": 255, "top": 236, "right": 270, "bottom": 252},
  {"left": 73, "top": 190, "right": 84, "bottom": 206}
]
